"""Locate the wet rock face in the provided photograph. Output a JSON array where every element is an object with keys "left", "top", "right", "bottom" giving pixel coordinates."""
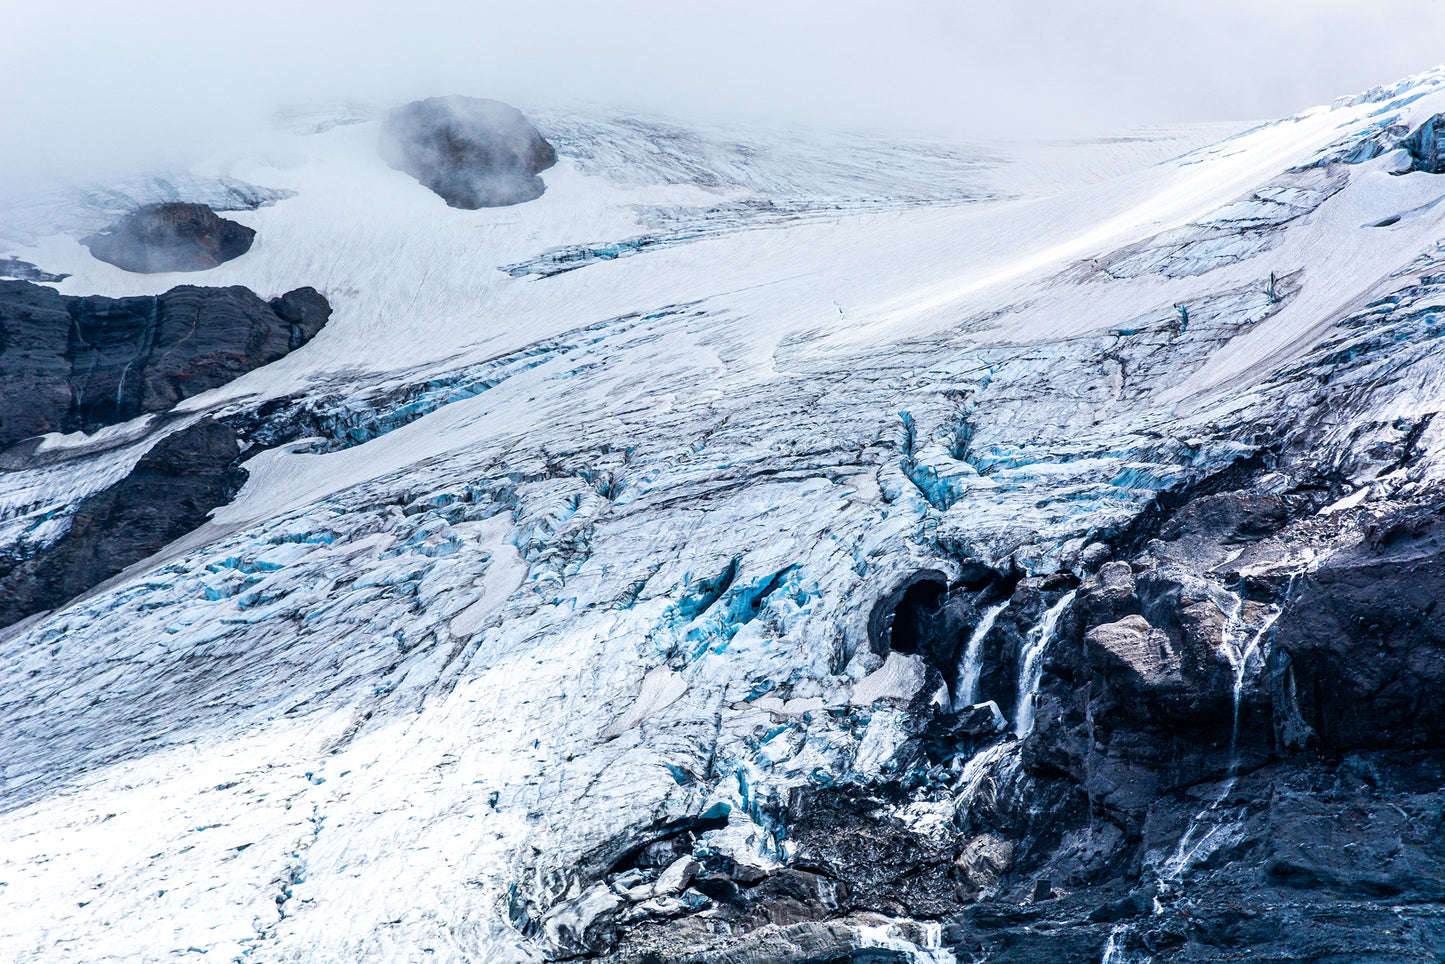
[
  {"left": 83, "top": 202, "right": 256, "bottom": 273},
  {"left": 0, "top": 280, "right": 330, "bottom": 447},
  {"left": 1010, "top": 488, "right": 1445, "bottom": 960},
  {"left": 585, "top": 475, "right": 1445, "bottom": 963},
  {"left": 1035, "top": 568, "right": 1245, "bottom": 817},
  {"left": 0, "top": 418, "right": 245, "bottom": 627},
  {"left": 378, "top": 96, "right": 558, "bottom": 208},
  {"left": 1274, "top": 498, "right": 1445, "bottom": 750}
]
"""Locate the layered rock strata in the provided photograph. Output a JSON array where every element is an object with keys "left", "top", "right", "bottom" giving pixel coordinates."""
[{"left": 0, "top": 280, "right": 330, "bottom": 447}]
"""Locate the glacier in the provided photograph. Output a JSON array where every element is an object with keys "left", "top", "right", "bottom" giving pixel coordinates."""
[{"left": 2, "top": 68, "right": 1445, "bottom": 963}]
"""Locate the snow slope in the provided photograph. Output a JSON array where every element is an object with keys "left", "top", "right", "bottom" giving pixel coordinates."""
[{"left": 4, "top": 70, "right": 1445, "bottom": 962}]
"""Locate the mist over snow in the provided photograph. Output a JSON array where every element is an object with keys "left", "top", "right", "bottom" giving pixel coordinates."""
[{"left": 4, "top": 0, "right": 1445, "bottom": 189}]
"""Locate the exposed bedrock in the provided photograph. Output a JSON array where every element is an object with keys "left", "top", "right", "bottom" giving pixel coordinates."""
[
  {"left": 0, "top": 280, "right": 330, "bottom": 447},
  {"left": 378, "top": 95, "right": 558, "bottom": 208},
  {"left": 0, "top": 257, "right": 69, "bottom": 284},
  {"left": 1272, "top": 496, "right": 1445, "bottom": 751},
  {"left": 989, "top": 488, "right": 1445, "bottom": 961},
  {"left": 574, "top": 479, "right": 1445, "bottom": 963},
  {"left": 0, "top": 417, "right": 245, "bottom": 627},
  {"left": 82, "top": 202, "right": 256, "bottom": 273}
]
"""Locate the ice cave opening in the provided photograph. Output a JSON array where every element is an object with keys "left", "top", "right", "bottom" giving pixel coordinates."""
[
  {"left": 870, "top": 571, "right": 949, "bottom": 658},
  {"left": 886, "top": 580, "right": 947, "bottom": 657}
]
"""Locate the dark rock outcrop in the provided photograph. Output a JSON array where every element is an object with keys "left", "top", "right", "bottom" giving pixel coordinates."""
[
  {"left": 1148, "top": 490, "right": 1291, "bottom": 568},
  {"left": 582, "top": 472, "right": 1445, "bottom": 963},
  {"left": 378, "top": 96, "right": 558, "bottom": 208},
  {"left": 83, "top": 202, "right": 256, "bottom": 273},
  {"left": 0, "top": 418, "right": 245, "bottom": 627},
  {"left": 0, "top": 257, "right": 69, "bottom": 284},
  {"left": 1273, "top": 497, "right": 1445, "bottom": 750},
  {"left": 0, "top": 280, "right": 330, "bottom": 447},
  {"left": 786, "top": 785, "right": 959, "bottom": 918}
]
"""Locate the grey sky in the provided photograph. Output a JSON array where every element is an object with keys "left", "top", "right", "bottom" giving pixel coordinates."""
[{"left": 4, "top": 0, "right": 1445, "bottom": 183}]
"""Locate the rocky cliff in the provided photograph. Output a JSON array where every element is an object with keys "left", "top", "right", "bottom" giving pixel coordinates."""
[
  {"left": 0, "top": 280, "right": 330, "bottom": 447},
  {"left": 83, "top": 202, "right": 256, "bottom": 273},
  {"left": 0, "top": 418, "right": 246, "bottom": 627}
]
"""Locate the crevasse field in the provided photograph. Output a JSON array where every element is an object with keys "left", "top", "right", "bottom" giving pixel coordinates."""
[{"left": 4, "top": 68, "right": 1445, "bottom": 963}]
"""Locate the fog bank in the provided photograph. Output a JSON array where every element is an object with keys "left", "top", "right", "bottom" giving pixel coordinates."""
[{"left": 3, "top": 0, "right": 1444, "bottom": 187}]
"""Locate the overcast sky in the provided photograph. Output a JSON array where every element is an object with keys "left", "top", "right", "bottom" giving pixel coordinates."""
[{"left": 4, "top": 0, "right": 1445, "bottom": 183}]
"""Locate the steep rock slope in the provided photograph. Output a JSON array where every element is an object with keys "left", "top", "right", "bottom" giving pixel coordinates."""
[
  {"left": 0, "top": 281, "right": 329, "bottom": 446},
  {"left": 1, "top": 70, "right": 1445, "bottom": 963},
  {"left": 0, "top": 417, "right": 246, "bottom": 627}
]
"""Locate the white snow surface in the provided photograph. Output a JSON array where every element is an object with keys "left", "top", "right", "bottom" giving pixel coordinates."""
[{"left": 4, "top": 73, "right": 1445, "bottom": 962}]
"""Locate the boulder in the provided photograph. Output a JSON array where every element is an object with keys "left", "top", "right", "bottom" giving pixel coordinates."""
[
  {"left": 378, "top": 96, "right": 557, "bottom": 208},
  {"left": 955, "top": 833, "right": 1015, "bottom": 892},
  {"left": 1076, "top": 560, "right": 1140, "bottom": 627},
  {"left": 1086, "top": 615, "right": 1184, "bottom": 702},
  {"left": 83, "top": 202, "right": 256, "bottom": 273},
  {"left": 1079, "top": 540, "right": 1113, "bottom": 572},
  {"left": 671, "top": 921, "right": 914, "bottom": 964},
  {"left": 950, "top": 700, "right": 1009, "bottom": 738},
  {"left": 1061, "top": 566, "right": 1243, "bottom": 731}
]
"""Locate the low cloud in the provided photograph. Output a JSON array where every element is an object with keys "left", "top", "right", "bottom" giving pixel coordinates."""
[{"left": 2, "top": 0, "right": 1444, "bottom": 189}]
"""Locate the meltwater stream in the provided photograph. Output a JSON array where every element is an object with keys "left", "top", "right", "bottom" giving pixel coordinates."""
[
  {"left": 1014, "top": 591, "right": 1076, "bottom": 738},
  {"left": 1156, "top": 596, "right": 1288, "bottom": 884},
  {"left": 1210, "top": 580, "right": 1295, "bottom": 769},
  {"left": 954, "top": 601, "right": 1009, "bottom": 711}
]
